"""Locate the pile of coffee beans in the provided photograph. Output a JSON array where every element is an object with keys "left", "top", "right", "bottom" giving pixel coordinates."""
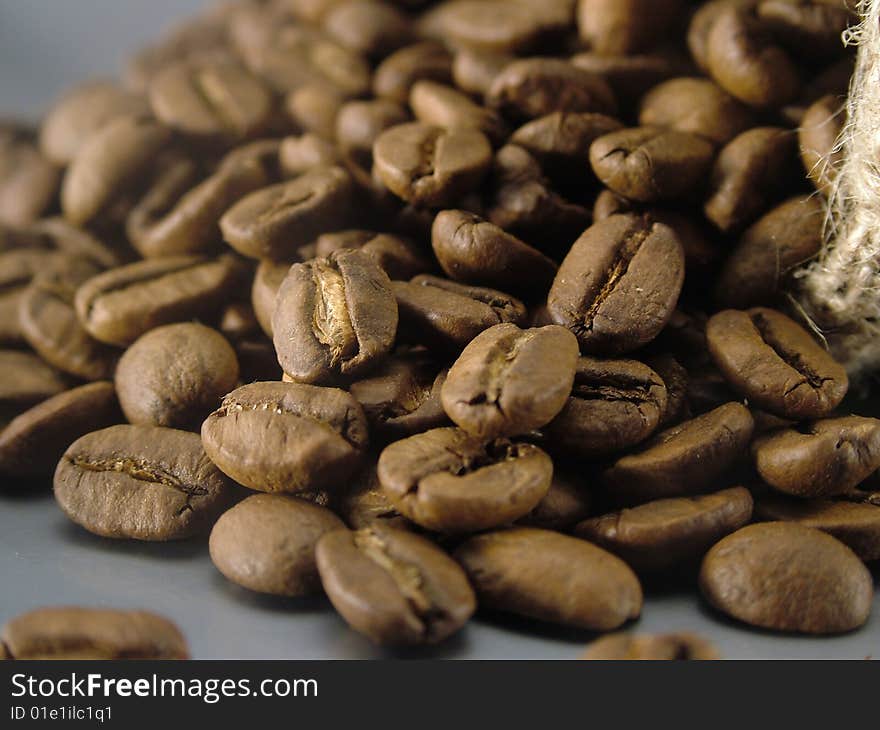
[{"left": 1, "top": 0, "right": 877, "bottom": 656}]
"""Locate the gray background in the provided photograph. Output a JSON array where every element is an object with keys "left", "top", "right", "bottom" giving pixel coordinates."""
[{"left": 1, "top": 1, "right": 878, "bottom": 659}]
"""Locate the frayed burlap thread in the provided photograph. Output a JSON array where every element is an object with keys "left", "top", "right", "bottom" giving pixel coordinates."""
[{"left": 798, "top": 0, "right": 880, "bottom": 376}]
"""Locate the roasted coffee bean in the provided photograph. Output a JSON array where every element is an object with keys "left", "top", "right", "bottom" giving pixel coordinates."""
[
  {"left": 1, "top": 607, "right": 188, "bottom": 659},
  {"left": 644, "top": 353, "right": 690, "bottom": 428},
  {"left": 590, "top": 127, "right": 715, "bottom": 203},
  {"left": 336, "top": 458, "right": 411, "bottom": 531},
  {"left": 410, "top": 81, "right": 507, "bottom": 144},
  {"left": 373, "top": 122, "right": 493, "bottom": 207},
  {"left": 706, "top": 5, "right": 800, "bottom": 108},
  {"left": 451, "top": 48, "right": 513, "bottom": 97},
  {"left": 279, "top": 133, "right": 341, "bottom": 177},
  {"left": 221, "top": 166, "right": 357, "bottom": 260},
  {"left": 577, "top": 0, "right": 684, "bottom": 56},
  {"left": 704, "top": 127, "right": 799, "bottom": 233},
  {"left": 755, "top": 494, "right": 880, "bottom": 562},
  {"left": 486, "top": 59, "right": 617, "bottom": 122},
  {"left": 378, "top": 427, "right": 553, "bottom": 532},
  {"left": 455, "top": 527, "right": 643, "bottom": 630},
  {"left": 285, "top": 83, "right": 345, "bottom": 139},
  {"left": 581, "top": 632, "right": 720, "bottom": 660},
  {"left": 325, "top": 0, "right": 412, "bottom": 59},
  {"left": 543, "top": 356, "right": 667, "bottom": 458},
  {"left": 209, "top": 494, "right": 345, "bottom": 597},
  {"left": 757, "top": 0, "right": 853, "bottom": 62},
  {"left": 201, "top": 381, "right": 368, "bottom": 493},
  {"left": 373, "top": 41, "right": 454, "bottom": 104},
  {"left": 602, "top": 403, "right": 755, "bottom": 505},
  {"left": 350, "top": 353, "right": 449, "bottom": 441},
  {"left": 431, "top": 210, "right": 557, "bottom": 297},
  {"left": 316, "top": 524, "right": 476, "bottom": 645},
  {"left": 115, "top": 323, "right": 239, "bottom": 429},
  {"left": 441, "top": 324, "right": 578, "bottom": 438},
  {"left": 272, "top": 249, "right": 398, "bottom": 384},
  {"left": 0, "top": 131, "right": 60, "bottom": 227},
  {"left": 0, "top": 350, "right": 68, "bottom": 409},
  {"left": 54, "top": 424, "right": 235, "bottom": 540},
  {"left": 799, "top": 94, "right": 845, "bottom": 197},
  {"left": 576, "top": 487, "right": 754, "bottom": 574},
  {"left": 706, "top": 307, "right": 848, "bottom": 419},
  {"left": 251, "top": 258, "right": 291, "bottom": 337},
  {"left": 518, "top": 467, "right": 592, "bottom": 530},
  {"left": 61, "top": 115, "right": 171, "bottom": 226},
  {"left": 393, "top": 275, "right": 527, "bottom": 354},
  {"left": 548, "top": 214, "right": 685, "bottom": 354},
  {"left": 336, "top": 99, "right": 410, "bottom": 167},
  {"left": 315, "top": 230, "right": 431, "bottom": 281},
  {"left": 699, "top": 522, "right": 873, "bottom": 634},
  {"left": 0, "top": 247, "right": 61, "bottom": 345},
  {"left": 30, "top": 217, "right": 123, "bottom": 270},
  {"left": 688, "top": 0, "right": 759, "bottom": 72},
  {"left": 753, "top": 416, "right": 880, "bottom": 498},
  {"left": 639, "top": 77, "right": 755, "bottom": 146},
  {"left": 0, "top": 382, "right": 120, "bottom": 478},
  {"left": 74, "top": 254, "right": 243, "bottom": 347},
  {"left": 715, "top": 196, "right": 824, "bottom": 308}
]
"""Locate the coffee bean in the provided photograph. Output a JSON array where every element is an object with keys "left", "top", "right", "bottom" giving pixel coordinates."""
[
  {"left": 373, "top": 122, "right": 493, "bottom": 207},
  {"left": 518, "top": 466, "right": 592, "bottom": 530},
  {"left": 699, "top": 522, "right": 873, "bottom": 633},
  {"left": 548, "top": 213, "right": 685, "bottom": 354},
  {"left": 115, "top": 323, "right": 239, "bottom": 429},
  {"left": 336, "top": 99, "right": 410, "bottom": 167},
  {"left": 30, "top": 217, "right": 123, "bottom": 270},
  {"left": 543, "top": 356, "right": 667, "bottom": 458},
  {"left": 374, "top": 41, "right": 454, "bottom": 104},
  {"left": 393, "top": 275, "right": 527, "bottom": 354},
  {"left": 377, "top": 427, "right": 553, "bottom": 532},
  {"left": 688, "top": 0, "right": 759, "bottom": 72},
  {"left": 221, "top": 166, "right": 357, "bottom": 260},
  {"left": 581, "top": 632, "right": 719, "bottom": 660},
  {"left": 315, "top": 230, "right": 432, "bottom": 281},
  {"left": 706, "top": 307, "right": 848, "bottom": 419},
  {"left": 0, "top": 382, "right": 120, "bottom": 478},
  {"left": 1, "top": 607, "right": 188, "bottom": 659},
  {"left": 0, "top": 350, "right": 68, "bottom": 410},
  {"left": 272, "top": 249, "right": 398, "bottom": 384},
  {"left": 337, "top": 458, "right": 411, "bottom": 531},
  {"left": 280, "top": 133, "right": 341, "bottom": 177},
  {"left": 285, "top": 83, "right": 345, "bottom": 139},
  {"left": 209, "top": 494, "right": 345, "bottom": 596},
  {"left": 577, "top": 0, "right": 684, "bottom": 56},
  {"left": 0, "top": 130, "right": 60, "bottom": 227},
  {"left": 590, "top": 127, "right": 715, "bottom": 203},
  {"left": 442, "top": 323, "right": 578, "bottom": 438},
  {"left": 316, "top": 524, "right": 476, "bottom": 644},
  {"left": 431, "top": 210, "right": 557, "bottom": 297},
  {"left": 486, "top": 59, "right": 617, "bottom": 122},
  {"left": 799, "top": 94, "right": 845, "bottom": 197},
  {"left": 410, "top": 81, "right": 507, "bottom": 144},
  {"left": 576, "top": 487, "right": 754, "bottom": 574},
  {"left": 251, "top": 258, "right": 291, "bottom": 337},
  {"left": 757, "top": 0, "right": 853, "bottom": 62},
  {"left": 323, "top": 0, "right": 412, "bottom": 59},
  {"left": 451, "top": 48, "right": 513, "bottom": 97},
  {"left": 74, "top": 254, "right": 243, "bottom": 347},
  {"left": 455, "top": 527, "right": 643, "bottom": 630},
  {"left": 201, "top": 381, "right": 368, "bottom": 493},
  {"left": 55, "top": 424, "right": 235, "bottom": 540},
  {"left": 602, "top": 402, "right": 755, "bottom": 505},
  {"left": 0, "top": 247, "right": 61, "bottom": 345},
  {"left": 644, "top": 353, "right": 690, "bottom": 428}
]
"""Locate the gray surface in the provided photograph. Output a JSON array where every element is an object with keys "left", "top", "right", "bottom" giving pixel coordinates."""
[{"left": 1, "top": 1, "right": 879, "bottom": 660}]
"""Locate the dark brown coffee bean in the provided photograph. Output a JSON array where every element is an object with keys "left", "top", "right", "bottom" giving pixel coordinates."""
[
  {"left": 755, "top": 494, "right": 880, "bottom": 562},
  {"left": 644, "top": 353, "right": 690, "bottom": 428},
  {"left": 373, "top": 122, "right": 493, "bottom": 207},
  {"left": 639, "top": 77, "right": 755, "bottom": 146},
  {"left": 753, "top": 417, "right": 880, "bottom": 498},
  {"left": 577, "top": 0, "right": 683, "bottom": 56},
  {"left": 486, "top": 59, "right": 617, "bottom": 122},
  {"left": 518, "top": 467, "right": 592, "bottom": 530},
  {"left": 442, "top": 324, "right": 578, "bottom": 438},
  {"left": 337, "top": 458, "right": 411, "bottom": 531},
  {"left": 0, "top": 382, "right": 120, "bottom": 477},
  {"left": 201, "top": 381, "right": 368, "bottom": 493},
  {"left": 757, "top": 0, "right": 853, "bottom": 62},
  {"left": 378, "top": 427, "right": 553, "bottom": 532},
  {"left": 209, "top": 494, "right": 345, "bottom": 596},
  {"left": 1, "top": 607, "right": 188, "bottom": 659},
  {"left": 451, "top": 48, "right": 513, "bottom": 97},
  {"left": 544, "top": 356, "right": 667, "bottom": 458},
  {"left": 410, "top": 81, "right": 507, "bottom": 144},
  {"left": 431, "top": 210, "right": 557, "bottom": 297},
  {"left": 374, "top": 41, "right": 454, "bottom": 104},
  {"left": 74, "top": 254, "right": 243, "bottom": 347},
  {"left": 55, "top": 424, "right": 235, "bottom": 540},
  {"left": 576, "top": 487, "right": 754, "bottom": 574},
  {"left": 799, "top": 94, "right": 845, "bottom": 197},
  {"left": 115, "top": 323, "right": 239, "bottom": 429},
  {"left": 704, "top": 127, "right": 799, "bottom": 233},
  {"left": 548, "top": 213, "right": 685, "bottom": 354},
  {"left": 581, "top": 632, "right": 720, "bottom": 660},
  {"left": 0, "top": 350, "right": 68, "bottom": 409},
  {"left": 706, "top": 6, "right": 800, "bottom": 108},
  {"left": 315, "top": 230, "right": 432, "bottom": 281},
  {"left": 350, "top": 353, "right": 449, "bottom": 441},
  {"left": 602, "top": 403, "right": 755, "bottom": 505},
  {"left": 688, "top": 0, "right": 759, "bottom": 72},
  {"left": 336, "top": 99, "right": 410, "bottom": 167},
  {"left": 590, "top": 127, "right": 715, "bottom": 203},
  {"left": 221, "top": 166, "right": 357, "bottom": 260},
  {"left": 393, "top": 275, "right": 527, "bottom": 354},
  {"left": 699, "top": 522, "right": 873, "bottom": 634},
  {"left": 61, "top": 115, "right": 171, "bottom": 226},
  {"left": 251, "top": 258, "right": 291, "bottom": 337},
  {"left": 0, "top": 131, "right": 60, "bottom": 227},
  {"left": 316, "top": 524, "right": 476, "bottom": 645},
  {"left": 272, "top": 249, "right": 398, "bottom": 384},
  {"left": 323, "top": 0, "right": 412, "bottom": 59},
  {"left": 285, "top": 83, "right": 344, "bottom": 140},
  {"left": 455, "top": 527, "right": 643, "bottom": 630},
  {"left": 706, "top": 307, "right": 848, "bottom": 419},
  {"left": 0, "top": 247, "right": 61, "bottom": 345}
]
